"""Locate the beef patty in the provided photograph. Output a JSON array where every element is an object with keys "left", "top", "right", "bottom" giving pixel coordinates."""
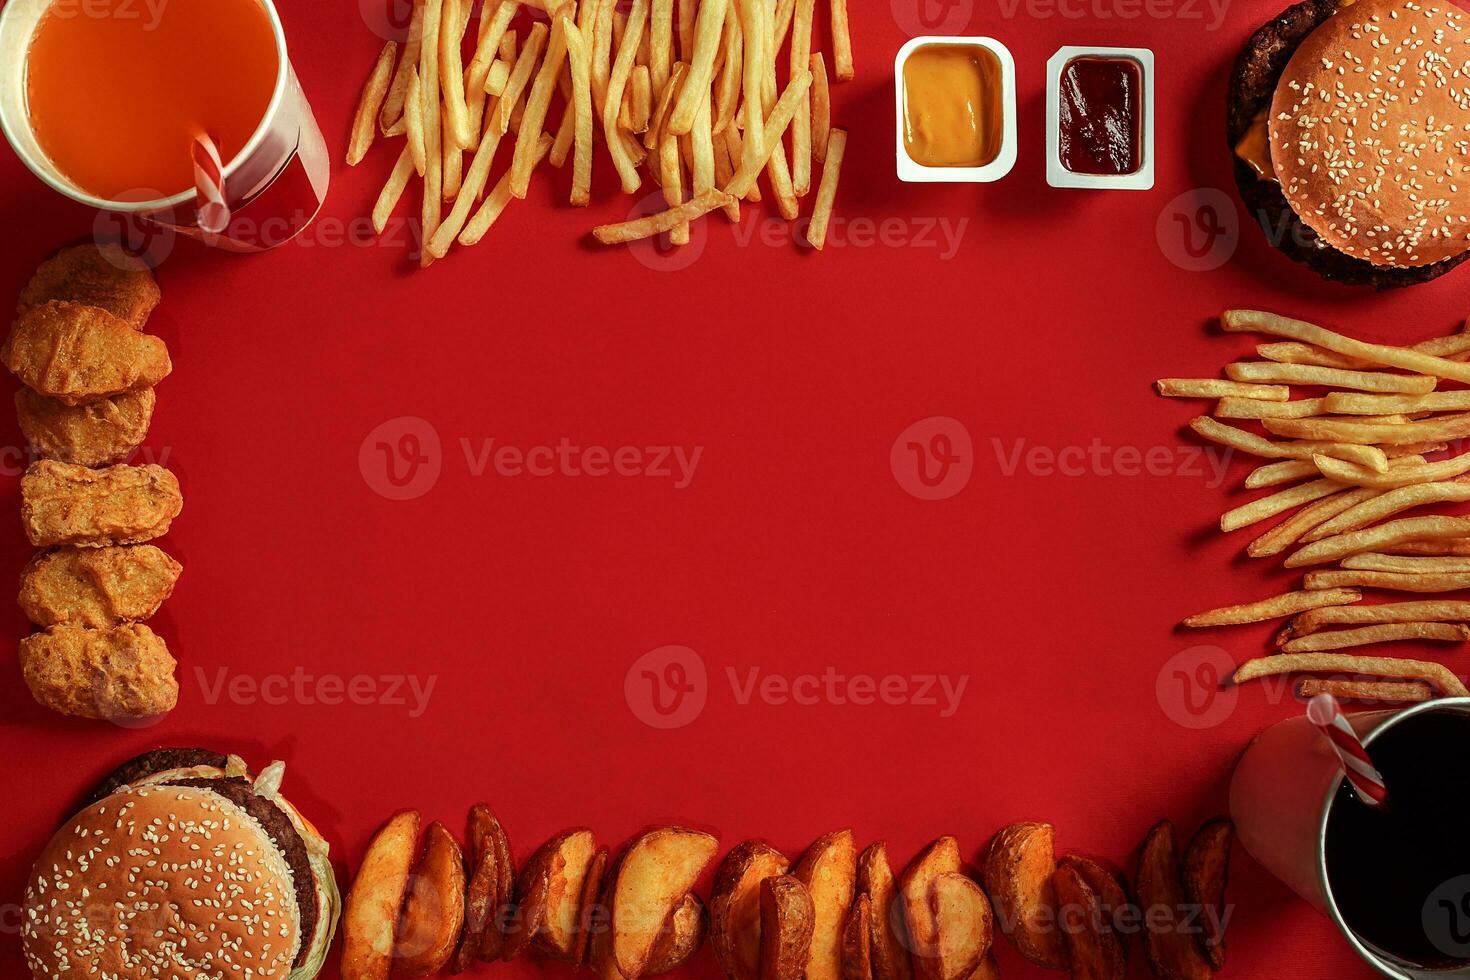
[{"left": 1227, "top": 0, "right": 1470, "bottom": 288}]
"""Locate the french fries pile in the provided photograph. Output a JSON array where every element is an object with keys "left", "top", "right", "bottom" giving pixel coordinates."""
[
  {"left": 341, "top": 804, "right": 1235, "bottom": 980},
  {"left": 346, "top": 0, "right": 853, "bottom": 263},
  {"left": 1158, "top": 309, "right": 1470, "bottom": 703}
]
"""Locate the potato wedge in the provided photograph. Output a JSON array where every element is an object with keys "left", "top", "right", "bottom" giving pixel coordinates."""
[
  {"left": 1056, "top": 855, "right": 1128, "bottom": 946},
  {"left": 505, "top": 853, "right": 553, "bottom": 961},
  {"left": 760, "top": 874, "right": 816, "bottom": 980},
  {"left": 613, "top": 827, "right": 721, "bottom": 978},
  {"left": 1052, "top": 862, "right": 1123, "bottom": 980},
  {"left": 793, "top": 830, "right": 857, "bottom": 980},
  {"left": 396, "top": 821, "right": 467, "bottom": 977},
  {"left": 588, "top": 850, "right": 626, "bottom": 980},
  {"left": 900, "top": 837, "right": 962, "bottom": 980},
  {"left": 452, "top": 804, "right": 504, "bottom": 973},
  {"left": 982, "top": 822, "right": 1066, "bottom": 970},
  {"left": 477, "top": 806, "right": 516, "bottom": 961},
  {"left": 647, "top": 892, "right": 708, "bottom": 974},
  {"left": 343, "top": 809, "right": 420, "bottom": 980},
  {"left": 530, "top": 828, "right": 600, "bottom": 960},
  {"left": 1135, "top": 822, "right": 1211, "bottom": 980},
  {"left": 573, "top": 847, "right": 610, "bottom": 966},
  {"left": 856, "top": 842, "right": 912, "bottom": 980},
  {"left": 842, "top": 894, "right": 873, "bottom": 980},
  {"left": 1182, "top": 820, "right": 1232, "bottom": 970},
  {"left": 928, "top": 873, "right": 993, "bottom": 980},
  {"left": 711, "top": 840, "right": 791, "bottom": 980}
]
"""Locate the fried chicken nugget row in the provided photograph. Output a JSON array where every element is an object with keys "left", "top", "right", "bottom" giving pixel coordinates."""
[{"left": 8, "top": 245, "right": 182, "bottom": 723}]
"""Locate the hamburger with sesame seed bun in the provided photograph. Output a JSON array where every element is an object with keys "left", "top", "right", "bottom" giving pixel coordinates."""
[
  {"left": 22, "top": 749, "right": 340, "bottom": 980},
  {"left": 1228, "top": 0, "right": 1470, "bottom": 287}
]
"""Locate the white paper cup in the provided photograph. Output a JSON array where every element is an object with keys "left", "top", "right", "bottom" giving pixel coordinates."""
[{"left": 0, "top": 0, "right": 330, "bottom": 253}]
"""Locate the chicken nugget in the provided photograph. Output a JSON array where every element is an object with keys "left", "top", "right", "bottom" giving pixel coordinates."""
[
  {"left": 19, "top": 623, "right": 178, "bottom": 720},
  {"left": 18, "top": 243, "right": 161, "bottom": 328},
  {"left": 16, "top": 386, "right": 156, "bottom": 466},
  {"left": 3, "top": 300, "right": 171, "bottom": 405},
  {"left": 21, "top": 460, "right": 183, "bottom": 548},
  {"left": 20, "top": 545, "right": 182, "bottom": 628}
]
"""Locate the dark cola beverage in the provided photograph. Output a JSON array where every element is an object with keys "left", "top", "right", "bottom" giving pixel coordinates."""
[{"left": 1324, "top": 710, "right": 1470, "bottom": 969}]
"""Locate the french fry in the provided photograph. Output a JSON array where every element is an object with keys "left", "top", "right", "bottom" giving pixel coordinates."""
[
  {"left": 830, "top": 0, "right": 853, "bottom": 80},
  {"left": 810, "top": 52, "right": 830, "bottom": 165},
  {"left": 773, "top": 0, "right": 796, "bottom": 51},
  {"left": 1189, "top": 418, "right": 1388, "bottom": 472},
  {"left": 468, "top": 1, "right": 517, "bottom": 83},
  {"left": 381, "top": 0, "right": 426, "bottom": 131},
  {"left": 1220, "top": 478, "right": 1345, "bottom": 534},
  {"left": 442, "top": 104, "right": 463, "bottom": 199},
  {"left": 651, "top": 0, "right": 674, "bottom": 94},
  {"left": 461, "top": 135, "right": 554, "bottom": 245},
  {"left": 562, "top": 13, "right": 595, "bottom": 206},
  {"left": 1215, "top": 397, "right": 1324, "bottom": 420},
  {"left": 1225, "top": 361, "right": 1436, "bottom": 394},
  {"left": 1313, "top": 451, "right": 1470, "bottom": 489},
  {"left": 1287, "top": 515, "right": 1470, "bottom": 568},
  {"left": 646, "top": 61, "right": 689, "bottom": 148},
  {"left": 1232, "top": 652, "right": 1469, "bottom": 696},
  {"left": 811, "top": 130, "right": 846, "bottom": 249},
  {"left": 1304, "top": 481, "right": 1470, "bottom": 542},
  {"left": 1386, "top": 539, "right": 1470, "bottom": 556},
  {"left": 1305, "top": 569, "right": 1470, "bottom": 593},
  {"left": 723, "top": 69, "right": 811, "bottom": 200},
  {"left": 1280, "top": 621, "right": 1470, "bottom": 653},
  {"left": 713, "top": 2, "right": 742, "bottom": 132},
  {"left": 1221, "top": 310, "right": 1470, "bottom": 385},
  {"left": 349, "top": 41, "right": 398, "bottom": 166},
  {"left": 485, "top": 59, "right": 511, "bottom": 96},
  {"left": 1248, "top": 451, "right": 1430, "bottom": 490},
  {"left": 1296, "top": 679, "right": 1434, "bottom": 703},
  {"left": 419, "top": 0, "right": 445, "bottom": 264},
  {"left": 659, "top": 133, "right": 689, "bottom": 244},
  {"left": 1323, "top": 390, "right": 1470, "bottom": 415},
  {"left": 510, "top": 9, "right": 571, "bottom": 199},
  {"left": 691, "top": 86, "right": 715, "bottom": 202},
  {"left": 495, "top": 22, "right": 548, "bottom": 137},
  {"left": 668, "top": 0, "right": 730, "bottom": 135},
  {"left": 605, "top": 0, "right": 651, "bottom": 192},
  {"left": 429, "top": 96, "right": 520, "bottom": 255},
  {"left": 1266, "top": 413, "right": 1470, "bottom": 446},
  {"left": 1257, "top": 342, "right": 1374, "bottom": 370},
  {"left": 1342, "top": 554, "right": 1470, "bottom": 574},
  {"left": 631, "top": 66, "right": 652, "bottom": 131},
  {"left": 593, "top": 187, "right": 731, "bottom": 243},
  {"left": 735, "top": 0, "right": 768, "bottom": 171},
  {"left": 406, "top": 69, "right": 428, "bottom": 176},
  {"left": 373, "top": 146, "right": 417, "bottom": 235},
  {"left": 1182, "top": 588, "right": 1360, "bottom": 628},
  {"left": 1247, "top": 487, "right": 1379, "bottom": 558},
  {"left": 1155, "top": 379, "right": 1289, "bottom": 400},
  {"left": 441, "top": 0, "right": 474, "bottom": 149},
  {"left": 1282, "top": 601, "right": 1470, "bottom": 641},
  {"left": 712, "top": 130, "right": 741, "bottom": 220},
  {"left": 788, "top": 0, "right": 815, "bottom": 196}
]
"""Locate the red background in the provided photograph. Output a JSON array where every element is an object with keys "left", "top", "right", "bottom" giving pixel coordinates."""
[{"left": 2, "top": 0, "right": 1468, "bottom": 977}]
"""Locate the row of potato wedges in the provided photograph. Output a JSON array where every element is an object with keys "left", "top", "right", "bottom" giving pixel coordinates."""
[{"left": 342, "top": 809, "right": 1233, "bottom": 980}]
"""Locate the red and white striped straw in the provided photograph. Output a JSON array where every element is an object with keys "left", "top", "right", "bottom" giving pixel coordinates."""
[
  {"left": 1307, "top": 693, "right": 1388, "bottom": 807},
  {"left": 191, "top": 133, "right": 230, "bottom": 235}
]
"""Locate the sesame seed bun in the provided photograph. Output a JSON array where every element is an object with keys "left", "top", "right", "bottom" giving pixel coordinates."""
[
  {"left": 22, "top": 784, "right": 302, "bottom": 980},
  {"left": 1269, "top": 0, "right": 1470, "bottom": 268}
]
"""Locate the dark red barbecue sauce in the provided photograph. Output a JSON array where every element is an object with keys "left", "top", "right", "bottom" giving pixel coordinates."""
[{"left": 1057, "top": 57, "right": 1142, "bottom": 176}]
